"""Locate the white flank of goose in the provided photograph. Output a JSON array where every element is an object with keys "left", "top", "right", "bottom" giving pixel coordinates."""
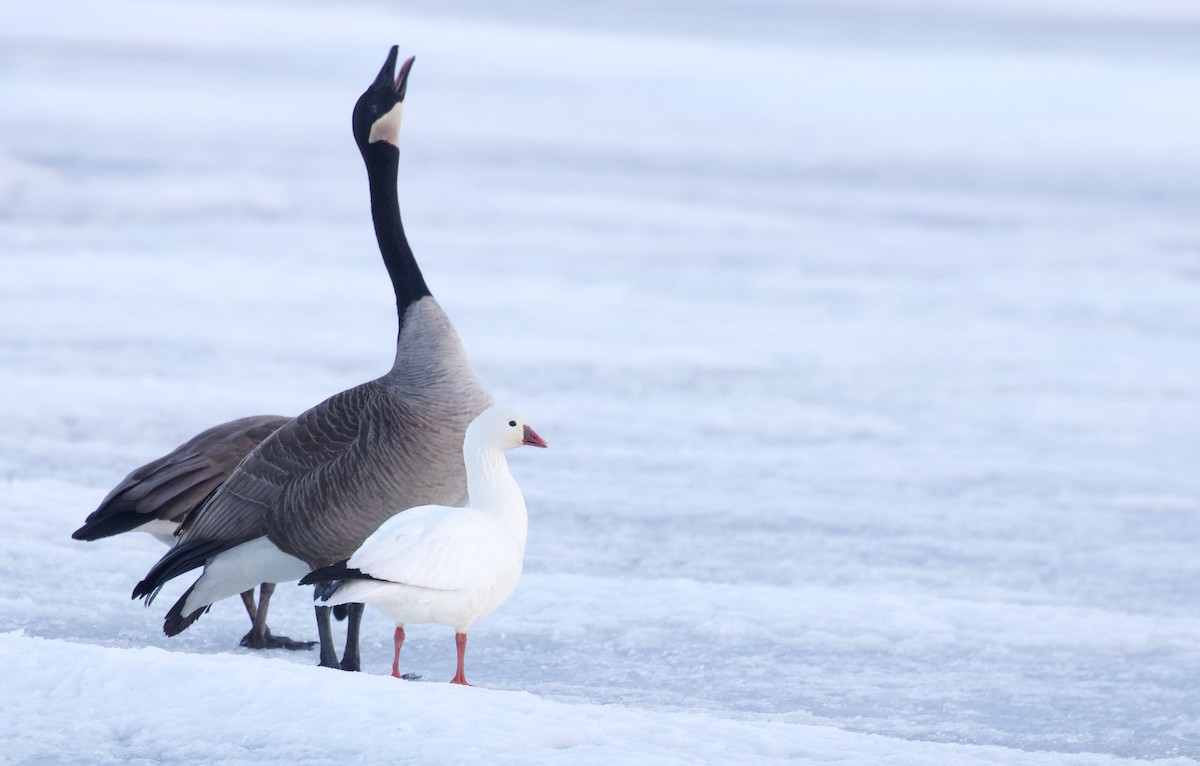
[
  {"left": 131, "top": 47, "right": 494, "bottom": 671},
  {"left": 301, "top": 405, "right": 547, "bottom": 685},
  {"left": 74, "top": 416, "right": 314, "bottom": 650}
]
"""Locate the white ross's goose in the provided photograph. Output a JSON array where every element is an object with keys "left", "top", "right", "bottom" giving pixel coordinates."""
[{"left": 300, "top": 405, "right": 546, "bottom": 685}]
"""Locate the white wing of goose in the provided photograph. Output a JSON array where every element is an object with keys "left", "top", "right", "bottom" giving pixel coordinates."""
[{"left": 346, "top": 505, "right": 522, "bottom": 592}]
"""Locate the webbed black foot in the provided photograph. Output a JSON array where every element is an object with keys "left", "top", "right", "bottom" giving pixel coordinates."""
[{"left": 240, "top": 629, "right": 317, "bottom": 651}]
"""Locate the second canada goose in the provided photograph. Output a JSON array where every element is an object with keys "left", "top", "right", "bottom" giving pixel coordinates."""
[
  {"left": 133, "top": 47, "right": 495, "bottom": 670},
  {"left": 74, "top": 416, "right": 314, "bottom": 650}
]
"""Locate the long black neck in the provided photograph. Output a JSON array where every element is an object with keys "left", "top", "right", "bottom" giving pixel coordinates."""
[{"left": 363, "top": 141, "right": 431, "bottom": 335}]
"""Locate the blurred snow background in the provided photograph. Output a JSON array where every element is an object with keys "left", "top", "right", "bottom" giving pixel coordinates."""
[{"left": 1, "top": 0, "right": 1199, "bottom": 763}]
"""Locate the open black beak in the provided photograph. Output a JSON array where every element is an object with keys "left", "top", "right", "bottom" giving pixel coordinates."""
[
  {"left": 522, "top": 425, "right": 548, "bottom": 449},
  {"left": 395, "top": 55, "right": 415, "bottom": 100},
  {"left": 373, "top": 46, "right": 415, "bottom": 101}
]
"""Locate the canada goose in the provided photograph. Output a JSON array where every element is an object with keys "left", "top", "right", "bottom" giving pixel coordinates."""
[
  {"left": 301, "top": 406, "right": 546, "bottom": 685},
  {"left": 74, "top": 416, "right": 314, "bottom": 650},
  {"left": 132, "top": 47, "right": 494, "bottom": 670}
]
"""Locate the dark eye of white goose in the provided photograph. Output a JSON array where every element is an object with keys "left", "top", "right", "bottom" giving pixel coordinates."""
[{"left": 508, "top": 420, "right": 517, "bottom": 427}]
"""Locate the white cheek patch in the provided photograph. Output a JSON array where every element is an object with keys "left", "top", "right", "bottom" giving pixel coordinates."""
[{"left": 368, "top": 102, "right": 404, "bottom": 146}]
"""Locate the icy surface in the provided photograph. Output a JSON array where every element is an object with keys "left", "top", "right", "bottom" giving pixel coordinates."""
[{"left": 2, "top": 0, "right": 1199, "bottom": 763}]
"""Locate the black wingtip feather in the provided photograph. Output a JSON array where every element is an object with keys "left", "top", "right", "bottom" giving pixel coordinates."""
[
  {"left": 300, "top": 559, "right": 385, "bottom": 608},
  {"left": 132, "top": 539, "right": 232, "bottom": 602},
  {"left": 71, "top": 498, "right": 149, "bottom": 541},
  {"left": 299, "top": 559, "right": 357, "bottom": 587}
]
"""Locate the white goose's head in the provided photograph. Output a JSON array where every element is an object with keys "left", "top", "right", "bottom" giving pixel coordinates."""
[
  {"left": 352, "top": 45, "right": 414, "bottom": 155},
  {"left": 466, "top": 406, "right": 548, "bottom": 453}
]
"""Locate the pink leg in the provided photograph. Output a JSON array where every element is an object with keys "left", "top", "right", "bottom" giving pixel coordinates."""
[
  {"left": 391, "top": 626, "right": 406, "bottom": 679},
  {"left": 450, "top": 632, "right": 472, "bottom": 686}
]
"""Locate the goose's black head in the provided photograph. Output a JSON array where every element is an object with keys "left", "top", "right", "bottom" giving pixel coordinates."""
[{"left": 352, "top": 46, "right": 415, "bottom": 156}]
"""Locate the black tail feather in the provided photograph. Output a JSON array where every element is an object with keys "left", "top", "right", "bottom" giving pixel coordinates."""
[
  {"left": 163, "top": 583, "right": 211, "bottom": 637},
  {"left": 315, "top": 581, "right": 343, "bottom": 603},
  {"left": 71, "top": 498, "right": 149, "bottom": 541},
  {"left": 132, "top": 539, "right": 232, "bottom": 603}
]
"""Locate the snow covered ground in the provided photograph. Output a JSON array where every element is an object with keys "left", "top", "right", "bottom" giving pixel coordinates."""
[{"left": 2, "top": 0, "right": 1200, "bottom": 763}]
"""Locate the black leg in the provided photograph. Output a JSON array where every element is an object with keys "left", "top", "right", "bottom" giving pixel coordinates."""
[
  {"left": 316, "top": 605, "right": 339, "bottom": 668},
  {"left": 339, "top": 603, "right": 365, "bottom": 672},
  {"left": 240, "top": 583, "right": 316, "bottom": 651},
  {"left": 239, "top": 590, "right": 258, "bottom": 623},
  {"left": 253, "top": 583, "right": 274, "bottom": 638}
]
